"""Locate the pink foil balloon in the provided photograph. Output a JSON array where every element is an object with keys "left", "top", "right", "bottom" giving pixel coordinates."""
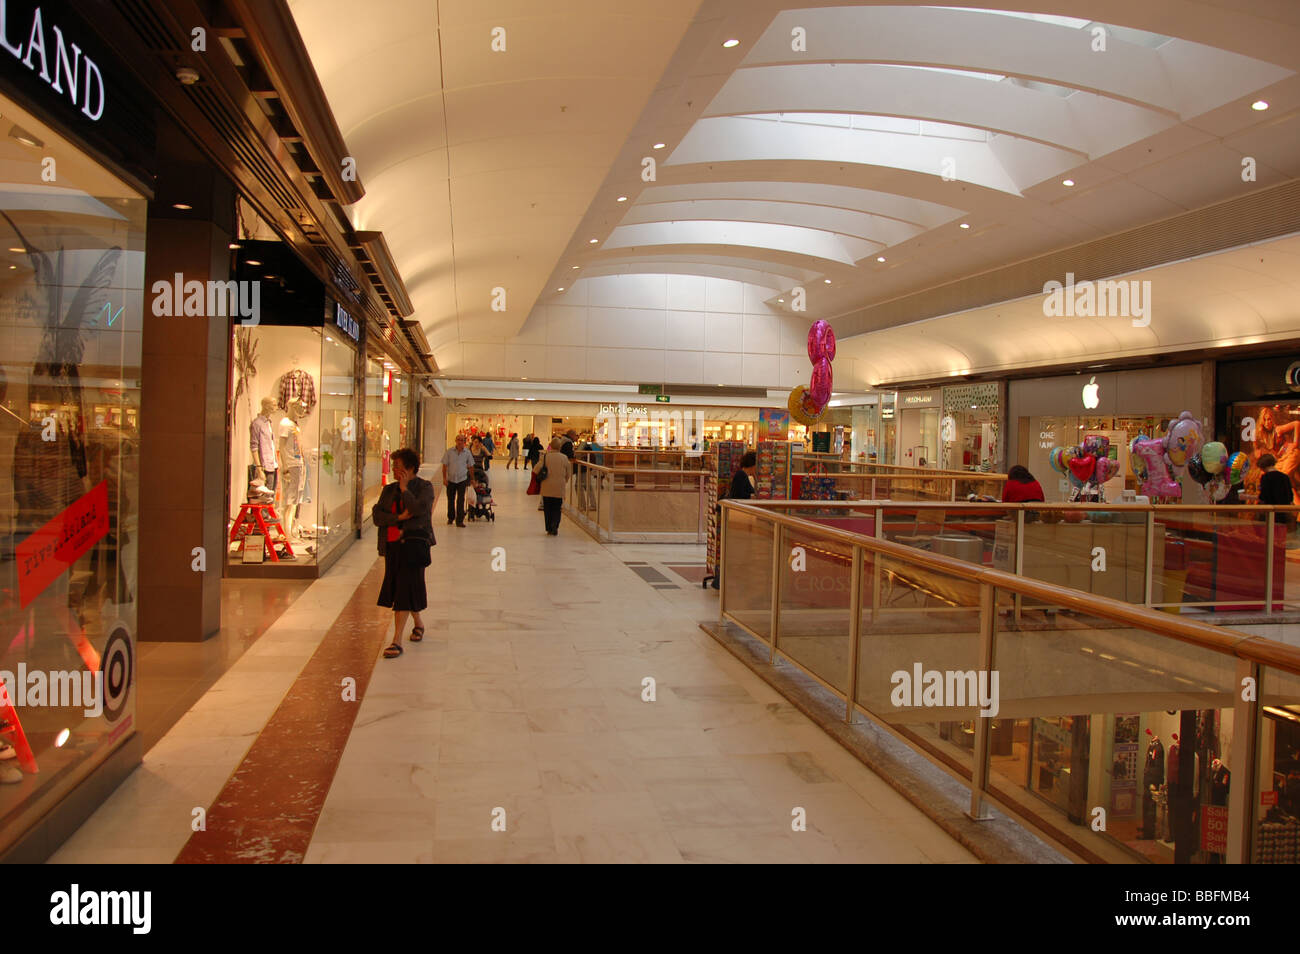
[
  {"left": 1132, "top": 437, "right": 1181, "bottom": 499},
  {"left": 804, "top": 321, "right": 835, "bottom": 412}
]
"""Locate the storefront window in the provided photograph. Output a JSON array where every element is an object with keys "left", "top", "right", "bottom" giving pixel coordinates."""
[
  {"left": 228, "top": 320, "right": 357, "bottom": 570},
  {"left": 362, "top": 357, "right": 402, "bottom": 516},
  {"left": 0, "top": 96, "right": 144, "bottom": 847},
  {"left": 1022, "top": 414, "right": 1171, "bottom": 501}
]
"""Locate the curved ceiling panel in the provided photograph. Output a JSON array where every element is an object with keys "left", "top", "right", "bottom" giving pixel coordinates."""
[
  {"left": 604, "top": 220, "right": 877, "bottom": 264},
  {"left": 618, "top": 199, "right": 925, "bottom": 246}
]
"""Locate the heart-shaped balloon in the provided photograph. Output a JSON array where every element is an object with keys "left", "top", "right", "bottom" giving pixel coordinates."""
[
  {"left": 1094, "top": 456, "right": 1118, "bottom": 484},
  {"left": 1069, "top": 455, "right": 1096, "bottom": 484}
]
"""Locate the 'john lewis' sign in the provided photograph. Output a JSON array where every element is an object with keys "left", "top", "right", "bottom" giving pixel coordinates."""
[{"left": 0, "top": 2, "right": 106, "bottom": 120}]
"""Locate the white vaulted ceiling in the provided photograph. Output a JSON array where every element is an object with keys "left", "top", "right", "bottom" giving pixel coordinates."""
[
  {"left": 286, "top": 0, "right": 703, "bottom": 364},
  {"left": 289, "top": 1, "right": 1300, "bottom": 389}
]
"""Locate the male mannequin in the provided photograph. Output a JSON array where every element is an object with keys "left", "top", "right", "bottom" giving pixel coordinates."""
[
  {"left": 250, "top": 397, "right": 279, "bottom": 492},
  {"left": 278, "top": 402, "right": 306, "bottom": 537}
]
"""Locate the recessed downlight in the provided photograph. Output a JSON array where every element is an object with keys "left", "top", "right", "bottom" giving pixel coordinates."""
[
  {"left": 823, "top": 278, "right": 832, "bottom": 284},
  {"left": 1062, "top": 178, "right": 1075, "bottom": 187},
  {"left": 228, "top": 242, "right": 240, "bottom": 249},
  {"left": 652, "top": 142, "right": 665, "bottom": 150},
  {"left": 1252, "top": 100, "right": 1269, "bottom": 111},
  {"left": 959, "top": 222, "right": 970, "bottom": 229},
  {"left": 173, "top": 203, "right": 193, "bottom": 211},
  {"left": 557, "top": 287, "right": 565, "bottom": 292},
  {"left": 571, "top": 265, "right": 579, "bottom": 269},
  {"left": 722, "top": 38, "right": 740, "bottom": 48},
  {"left": 616, "top": 195, "right": 627, "bottom": 202},
  {"left": 876, "top": 256, "right": 886, "bottom": 262},
  {"left": 8, "top": 247, "right": 23, "bottom": 253},
  {"left": 246, "top": 260, "right": 262, "bottom": 266},
  {"left": 588, "top": 238, "right": 598, "bottom": 244}
]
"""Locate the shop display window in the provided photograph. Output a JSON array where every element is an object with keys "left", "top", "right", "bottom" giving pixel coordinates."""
[
  {"left": 0, "top": 97, "right": 144, "bottom": 847},
  {"left": 362, "top": 357, "right": 403, "bottom": 516},
  {"left": 229, "top": 322, "right": 357, "bottom": 568},
  {"left": 1021, "top": 414, "right": 1171, "bottom": 501}
]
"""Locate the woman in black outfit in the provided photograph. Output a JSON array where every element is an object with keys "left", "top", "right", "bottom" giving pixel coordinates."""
[
  {"left": 373, "top": 447, "right": 436, "bottom": 659},
  {"left": 525, "top": 433, "right": 541, "bottom": 468}
]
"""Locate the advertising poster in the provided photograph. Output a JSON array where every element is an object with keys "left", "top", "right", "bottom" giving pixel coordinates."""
[
  {"left": 758, "top": 407, "right": 790, "bottom": 442},
  {"left": 1233, "top": 403, "right": 1300, "bottom": 501}
]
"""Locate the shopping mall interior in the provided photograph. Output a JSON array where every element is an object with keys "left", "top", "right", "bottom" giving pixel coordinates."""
[{"left": 0, "top": 0, "right": 1298, "bottom": 877}]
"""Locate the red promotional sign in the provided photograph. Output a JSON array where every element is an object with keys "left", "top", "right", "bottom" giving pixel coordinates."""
[
  {"left": 16, "top": 481, "right": 110, "bottom": 608},
  {"left": 1201, "top": 804, "right": 1229, "bottom": 853},
  {"left": 1262, "top": 790, "right": 1278, "bottom": 806}
]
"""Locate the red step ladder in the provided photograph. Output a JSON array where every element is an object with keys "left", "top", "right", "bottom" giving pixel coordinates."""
[{"left": 229, "top": 503, "right": 295, "bottom": 562}]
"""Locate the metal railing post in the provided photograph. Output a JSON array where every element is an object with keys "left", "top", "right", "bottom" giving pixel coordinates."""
[
  {"left": 845, "top": 546, "right": 864, "bottom": 722},
  {"left": 717, "top": 502, "right": 727, "bottom": 621},
  {"left": 871, "top": 507, "right": 883, "bottom": 624},
  {"left": 769, "top": 521, "right": 782, "bottom": 663},
  {"left": 1227, "top": 659, "right": 1262, "bottom": 864},
  {"left": 1014, "top": 509, "right": 1025, "bottom": 624},
  {"left": 1265, "top": 511, "right": 1276, "bottom": 613},
  {"left": 968, "top": 582, "right": 996, "bottom": 821},
  {"left": 1143, "top": 510, "right": 1155, "bottom": 608}
]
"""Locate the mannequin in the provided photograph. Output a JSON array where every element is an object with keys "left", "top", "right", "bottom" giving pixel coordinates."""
[
  {"left": 278, "top": 401, "right": 306, "bottom": 537},
  {"left": 1142, "top": 729, "right": 1164, "bottom": 839},
  {"left": 250, "top": 397, "right": 279, "bottom": 492}
]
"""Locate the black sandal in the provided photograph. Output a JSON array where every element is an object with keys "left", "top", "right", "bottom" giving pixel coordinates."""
[
  {"left": 383, "top": 642, "right": 403, "bottom": 658},
  {"left": 410, "top": 627, "right": 425, "bottom": 642}
]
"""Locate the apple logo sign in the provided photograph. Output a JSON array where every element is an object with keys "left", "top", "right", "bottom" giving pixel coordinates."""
[{"left": 1082, "top": 376, "right": 1100, "bottom": 409}]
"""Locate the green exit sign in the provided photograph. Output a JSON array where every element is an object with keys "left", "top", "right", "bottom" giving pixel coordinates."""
[
  {"left": 655, "top": 394, "right": 670, "bottom": 403},
  {"left": 638, "top": 384, "right": 662, "bottom": 395}
]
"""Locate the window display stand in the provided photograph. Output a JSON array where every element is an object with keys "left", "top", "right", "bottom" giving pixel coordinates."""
[{"left": 229, "top": 503, "right": 296, "bottom": 562}]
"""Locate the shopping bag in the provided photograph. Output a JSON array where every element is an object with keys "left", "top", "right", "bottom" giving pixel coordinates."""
[{"left": 526, "top": 473, "right": 541, "bottom": 495}]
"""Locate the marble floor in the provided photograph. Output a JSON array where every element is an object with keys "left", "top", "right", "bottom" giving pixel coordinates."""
[{"left": 52, "top": 466, "right": 977, "bottom": 864}]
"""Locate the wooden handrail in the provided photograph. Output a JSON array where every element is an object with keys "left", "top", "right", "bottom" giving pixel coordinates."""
[
  {"left": 741, "top": 499, "right": 1300, "bottom": 513},
  {"left": 722, "top": 499, "right": 1300, "bottom": 674}
]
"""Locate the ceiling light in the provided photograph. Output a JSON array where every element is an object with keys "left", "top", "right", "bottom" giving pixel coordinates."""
[
  {"left": 722, "top": 38, "right": 740, "bottom": 48},
  {"left": 876, "top": 256, "right": 886, "bottom": 263},
  {"left": 571, "top": 265, "right": 579, "bottom": 269},
  {"left": 823, "top": 279, "right": 832, "bottom": 284},
  {"left": 173, "top": 203, "right": 192, "bottom": 211},
  {"left": 1252, "top": 100, "right": 1269, "bottom": 111},
  {"left": 8, "top": 125, "right": 41, "bottom": 148},
  {"left": 325, "top": 336, "right": 333, "bottom": 342},
  {"left": 777, "top": 298, "right": 785, "bottom": 303},
  {"left": 616, "top": 196, "right": 627, "bottom": 202},
  {"left": 7, "top": 247, "right": 22, "bottom": 253},
  {"left": 7, "top": 265, "right": 14, "bottom": 270},
  {"left": 959, "top": 222, "right": 970, "bottom": 229},
  {"left": 526, "top": 397, "right": 536, "bottom": 401},
  {"left": 1062, "top": 178, "right": 1075, "bottom": 187},
  {"left": 653, "top": 142, "right": 665, "bottom": 150},
  {"left": 557, "top": 287, "right": 565, "bottom": 292},
  {"left": 246, "top": 260, "right": 262, "bottom": 266},
  {"left": 228, "top": 242, "right": 240, "bottom": 249},
  {"left": 588, "top": 238, "right": 598, "bottom": 244},
  {"left": 515, "top": 397, "right": 524, "bottom": 401},
  {"left": 970, "top": 404, "right": 977, "bottom": 409},
  {"left": 55, "top": 728, "right": 70, "bottom": 747},
  {"left": 176, "top": 66, "right": 200, "bottom": 85}
]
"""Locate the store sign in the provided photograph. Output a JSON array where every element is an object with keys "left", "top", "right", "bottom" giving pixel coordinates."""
[
  {"left": 1201, "top": 805, "right": 1228, "bottom": 854},
  {"left": 599, "top": 403, "right": 647, "bottom": 416},
  {"left": 0, "top": 2, "right": 106, "bottom": 120},
  {"left": 334, "top": 303, "right": 360, "bottom": 343},
  {"left": 1082, "top": 376, "right": 1100, "bottom": 409},
  {"left": 900, "top": 390, "right": 939, "bottom": 407},
  {"left": 16, "top": 481, "right": 109, "bottom": 608}
]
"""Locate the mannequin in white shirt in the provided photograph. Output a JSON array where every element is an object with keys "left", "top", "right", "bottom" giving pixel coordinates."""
[{"left": 278, "top": 403, "right": 306, "bottom": 537}]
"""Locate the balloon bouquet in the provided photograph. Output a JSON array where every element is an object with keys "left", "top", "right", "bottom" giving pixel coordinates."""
[
  {"left": 1048, "top": 434, "right": 1120, "bottom": 502},
  {"left": 788, "top": 320, "right": 835, "bottom": 426},
  {"left": 1124, "top": 411, "right": 1247, "bottom": 502}
]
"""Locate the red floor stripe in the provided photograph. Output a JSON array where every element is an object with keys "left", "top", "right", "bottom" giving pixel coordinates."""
[{"left": 175, "top": 557, "right": 390, "bottom": 864}]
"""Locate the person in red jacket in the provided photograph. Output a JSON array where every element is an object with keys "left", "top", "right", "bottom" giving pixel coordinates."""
[{"left": 1002, "top": 465, "right": 1045, "bottom": 503}]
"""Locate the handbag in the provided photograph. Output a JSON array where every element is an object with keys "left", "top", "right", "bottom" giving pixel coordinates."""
[
  {"left": 401, "top": 534, "right": 432, "bottom": 567},
  {"left": 527, "top": 472, "right": 541, "bottom": 495}
]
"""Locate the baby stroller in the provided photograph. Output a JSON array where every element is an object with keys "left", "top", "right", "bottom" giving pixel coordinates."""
[{"left": 466, "top": 464, "right": 496, "bottom": 521}]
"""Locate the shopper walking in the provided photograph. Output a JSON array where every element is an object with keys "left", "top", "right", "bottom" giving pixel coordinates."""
[
  {"left": 507, "top": 433, "right": 520, "bottom": 469},
  {"left": 481, "top": 431, "right": 496, "bottom": 470},
  {"left": 441, "top": 434, "right": 475, "bottom": 527},
  {"left": 373, "top": 448, "right": 435, "bottom": 659},
  {"left": 470, "top": 435, "right": 492, "bottom": 473},
  {"left": 535, "top": 436, "right": 573, "bottom": 535}
]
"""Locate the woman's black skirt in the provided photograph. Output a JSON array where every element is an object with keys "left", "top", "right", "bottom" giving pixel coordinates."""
[{"left": 378, "top": 546, "right": 427, "bottom": 612}]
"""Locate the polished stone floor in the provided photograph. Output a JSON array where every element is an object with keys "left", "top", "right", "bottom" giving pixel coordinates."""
[{"left": 53, "top": 467, "right": 975, "bottom": 864}]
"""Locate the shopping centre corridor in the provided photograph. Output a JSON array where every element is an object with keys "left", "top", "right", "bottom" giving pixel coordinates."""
[{"left": 51, "top": 468, "right": 974, "bottom": 864}]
